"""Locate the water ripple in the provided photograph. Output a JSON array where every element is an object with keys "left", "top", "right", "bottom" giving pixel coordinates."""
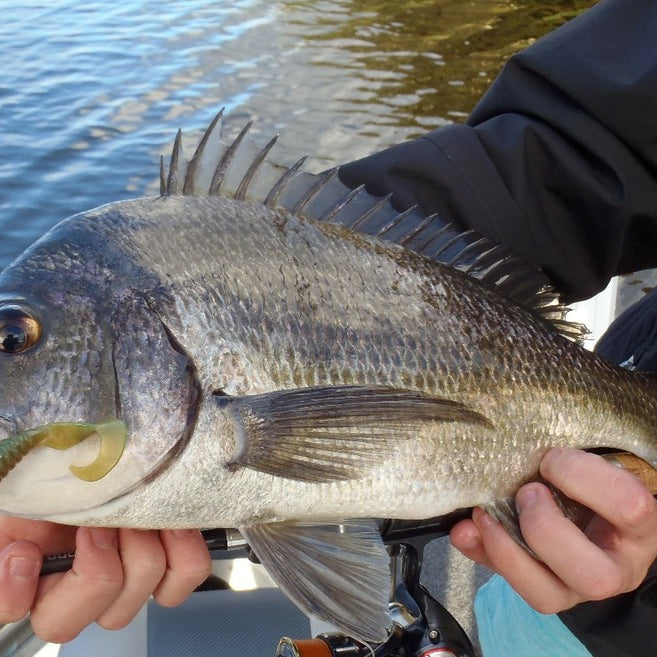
[{"left": 0, "top": 0, "right": 596, "bottom": 270}]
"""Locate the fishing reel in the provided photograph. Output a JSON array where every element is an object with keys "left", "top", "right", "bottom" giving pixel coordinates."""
[
  {"left": 276, "top": 516, "right": 478, "bottom": 657},
  {"left": 276, "top": 587, "right": 474, "bottom": 657}
]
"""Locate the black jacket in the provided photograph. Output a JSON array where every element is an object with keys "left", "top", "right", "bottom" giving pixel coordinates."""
[{"left": 338, "top": 1, "right": 657, "bottom": 655}]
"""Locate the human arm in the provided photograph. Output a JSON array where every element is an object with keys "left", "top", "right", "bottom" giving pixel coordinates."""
[{"left": 0, "top": 520, "right": 211, "bottom": 642}]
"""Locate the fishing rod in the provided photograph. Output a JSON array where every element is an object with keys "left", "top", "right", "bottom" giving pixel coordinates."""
[{"left": 39, "top": 527, "right": 248, "bottom": 576}]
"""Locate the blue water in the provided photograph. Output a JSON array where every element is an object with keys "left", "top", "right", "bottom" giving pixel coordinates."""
[
  {"left": 0, "top": 1, "right": 282, "bottom": 268},
  {"left": 0, "top": 0, "right": 594, "bottom": 271}
]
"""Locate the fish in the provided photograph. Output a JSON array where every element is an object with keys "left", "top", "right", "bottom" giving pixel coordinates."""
[{"left": 0, "top": 109, "right": 657, "bottom": 642}]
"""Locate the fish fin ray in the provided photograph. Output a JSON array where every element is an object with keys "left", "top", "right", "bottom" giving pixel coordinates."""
[
  {"left": 240, "top": 520, "right": 391, "bottom": 642},
  {"left": 481, "top": 498, "right": 539, "bottom": 559},
  {"left": 210, "top": 120, "right": 253, "bottom": 195},
  {"left": 263, "top": 155, "right": 308, "bottom": 206},
  {"left": 183, "top": 108, "right": 225, "bottom": 195},
  {"left": 219, "top": 385, "right": 491, "bottom": 482},
  {"left": 235, "top": 134, "right": 279, "bottom": 200},
  {"left": 165, "top": 130, "right": 184, "bottom": 195}
]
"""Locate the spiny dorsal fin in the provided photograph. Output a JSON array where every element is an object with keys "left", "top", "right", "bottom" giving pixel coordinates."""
[{"left": 159, "top": 109, "right": 587, "bottom": 342}]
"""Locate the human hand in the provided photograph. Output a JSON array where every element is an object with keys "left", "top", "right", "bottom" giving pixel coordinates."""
[
  {"left": 0, "top": 518, "right": 212, "bottom": 642},
  {"left": 450, "top": 447, "right": 657, "bottom": 614}
]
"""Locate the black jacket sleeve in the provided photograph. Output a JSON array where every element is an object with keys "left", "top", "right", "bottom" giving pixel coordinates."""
[{"left": 338, "top": 0, "right": 657, "bottom": 303}]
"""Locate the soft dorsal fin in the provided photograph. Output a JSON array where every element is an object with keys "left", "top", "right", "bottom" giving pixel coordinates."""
[{"left": 159, "top": 109, "right": 586, "bottom": 341}]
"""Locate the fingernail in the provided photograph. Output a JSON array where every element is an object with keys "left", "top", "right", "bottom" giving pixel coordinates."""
[
  {"left": 459, "top": 530, "right": 481, "bottom": 552},
  {"left": 90, "top": 528, "right": 118, "bottom": 549},
  {"left": 8, "top": 555, "right": 38, "bottom": 578},
  {"left": 171, "top": 529, "right": 196, "bottom": 539},
  {"left": 473, "top": 507, "right": 497, "bottom": 528},
  {"left": 516, "top": 486, "right": 539, "bottom": 510}
]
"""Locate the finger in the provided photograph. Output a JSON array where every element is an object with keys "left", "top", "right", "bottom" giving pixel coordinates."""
[
  {"left": 153, "top": 529, "right": 212, "bottom": 607},
  {"left": 472, "top": 505, "right": 579, "bottom": 614},
  {"left": 96, "top": 529, "right": 167, "bottom": 630},
  {"left": 30, "top": 527, "right": 124, "bottom": 643},
  {"left": 449, "top": 519, "right": 494, "bottom": 569},
  {"left": 0, "top": 518, "right": 77, "bottom": 554},
  {"left": 0, "top": 541, "right": 42, "bottom": 622},
  {"left": 540, "top": 449, "right": 657, "bottom": 537},
  {"left": 516, "top": 483, "right": 626, "bottom": 602}
]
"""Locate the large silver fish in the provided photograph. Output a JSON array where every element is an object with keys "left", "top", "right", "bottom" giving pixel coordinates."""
[{"left": 0, "top": 111, "right": 656, "bottom": 641}]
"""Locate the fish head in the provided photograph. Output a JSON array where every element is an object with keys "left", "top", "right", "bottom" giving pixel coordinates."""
[{"left": 0, "top": 207, "right": 199, "bottom": 519}]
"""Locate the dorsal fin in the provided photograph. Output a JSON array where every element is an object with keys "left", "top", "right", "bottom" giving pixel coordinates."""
[{"left": 159, "top": 110, "right": 586, "bottom": 342}]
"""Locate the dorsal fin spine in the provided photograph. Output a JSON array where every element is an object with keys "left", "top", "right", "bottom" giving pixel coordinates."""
[
  {"left": 159, "top": 156, "right": 166, "bottom": 196},
  {"left": 423, "top": 230, "right": 465, "bottom": 259},
  {"left": 183, "top": 108, "right": 225, "bottom": 195},
  {"left": 166, "top": 130, "right": 183, "bottom": 195},
  {"left": 263, "top": 155, "right": 308, "bottom": 207},
  {"left": 290, "top": 169, "right": 339, "bottom": 215},
  {"left": 347, "top": 193, "right": 393, "bottom": 231},
  {"left": 446, "top": 237, "right": 489, "bottom": 267},
  {"left": 375, "top": 206, "right": 418, "bottom": 238},
  {"left": 159, "top": 112, "right": 587, "bottom": 342},
  {"left": 398, "top": 213, "right": 441, "bottom": 246},
  {"left": 210, "top": 120, "right": 253, "bottom": 195},
  {"left": 235, "top": 134, "right": 279, "bottom": 201},
  {"left": 322, "top": 184, "right": 366, "bottom": 223}
]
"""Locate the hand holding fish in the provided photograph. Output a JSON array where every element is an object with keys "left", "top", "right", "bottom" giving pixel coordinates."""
[
  {"left": 0, "top": 519, "right": 211, "bottom": 642},
  {"left": 450, "top": 447, "right": 657, "bottom": 614}
]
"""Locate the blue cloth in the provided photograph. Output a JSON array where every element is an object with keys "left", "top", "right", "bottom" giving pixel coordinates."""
[{"left": 475, "top": 575, "right": 592, "bottom": 657}]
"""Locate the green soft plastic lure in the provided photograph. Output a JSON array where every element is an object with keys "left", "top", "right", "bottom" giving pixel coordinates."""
[{"left": 0, "top": 420, "right": 126, "bottom": 483}]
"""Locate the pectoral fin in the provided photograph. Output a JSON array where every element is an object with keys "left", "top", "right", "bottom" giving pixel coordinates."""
[
  {"left": 217, "top": 385, "right": 491, "bottom": 482},
  {"left": 240, "top": 519, "right": 391, "bottom": 643}
]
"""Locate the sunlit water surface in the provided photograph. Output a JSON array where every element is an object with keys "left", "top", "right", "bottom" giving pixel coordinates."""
[{"left": 0, "top": 0, "right": 595, "bottom": 270}]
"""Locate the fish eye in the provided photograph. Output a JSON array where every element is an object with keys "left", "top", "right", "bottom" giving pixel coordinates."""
[{"left": 0, "top": 305, "right": 42, "bottom": 354}]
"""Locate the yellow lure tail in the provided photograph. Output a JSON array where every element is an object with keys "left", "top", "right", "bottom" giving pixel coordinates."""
[{"left": 0, "top": 420, "right": 126, "bottom": 483}]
